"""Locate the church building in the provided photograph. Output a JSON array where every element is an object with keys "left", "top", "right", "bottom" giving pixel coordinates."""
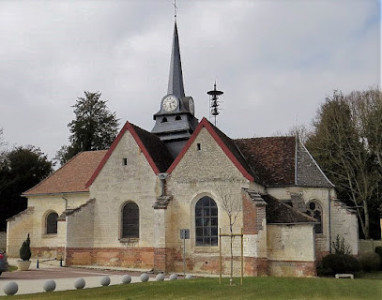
[{"left": 6, "top": 21, "right": 358, "bottom": 277}]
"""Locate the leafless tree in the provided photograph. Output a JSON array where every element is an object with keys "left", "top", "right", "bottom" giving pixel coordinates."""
[{"left": 221, "top": 194, "right": 242, "bottom": 285}]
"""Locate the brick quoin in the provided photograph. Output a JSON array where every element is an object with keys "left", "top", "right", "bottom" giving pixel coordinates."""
[
  {"left": 242, "top": 193, "right": 258, "bottom": 234},
  {"left": 244, "top": 257, "right": 268, "bottom": 276}
]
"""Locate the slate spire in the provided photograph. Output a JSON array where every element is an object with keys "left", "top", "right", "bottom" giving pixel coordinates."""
[{"left": 167, "top": 21, "right": 185, "bottom": 99}]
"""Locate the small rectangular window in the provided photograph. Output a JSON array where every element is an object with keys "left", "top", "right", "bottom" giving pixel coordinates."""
[
  {"left": 123, "top": 158, "right": 128, "bottom": 166},
  {"left": 197, "top": 143, "right": 201, "bottom": 151}
]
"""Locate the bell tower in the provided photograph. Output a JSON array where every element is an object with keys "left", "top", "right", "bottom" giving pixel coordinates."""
[{"left": 151, "top": 22, "right": 198, "bottom": 158}]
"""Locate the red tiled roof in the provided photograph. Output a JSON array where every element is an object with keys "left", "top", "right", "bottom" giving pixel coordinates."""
[
  {"left": 235, "top": 137, "right": 296, "bottom": 186},
  {"left": 23, "top": 150, "right": 107, "bottom": 196}
]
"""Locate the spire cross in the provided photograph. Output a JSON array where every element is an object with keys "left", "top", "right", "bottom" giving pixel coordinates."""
[{"left": 173, "top": 0, "right": 178, "bottom": 19}]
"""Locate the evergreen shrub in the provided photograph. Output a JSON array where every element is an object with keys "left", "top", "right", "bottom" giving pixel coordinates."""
[
  {"left": 19, "top": 234, "right": 31, "bottom": 261},
  {"left": 375, "top": 246, "right": 382, "bottom": 270},
  {"left": 317, "top": 254, "right": 360, "bottom": 276},
  {"left": 359, "top": 252, "right": 380, "bottom": 272}
]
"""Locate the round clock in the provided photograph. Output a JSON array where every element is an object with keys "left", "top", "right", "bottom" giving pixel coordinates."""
[{"left": 162, "top": 95, "right": 178, "bottom": 112}]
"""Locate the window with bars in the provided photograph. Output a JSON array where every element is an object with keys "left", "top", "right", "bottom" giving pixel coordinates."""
[
  {"left": 195, "top": 196, "right": 218, "bottom": 246},
  {"left": 46, "top": 212, "right": 58, "bottom": 234},
  {"left": 122, "top": 202, "right": 139, "bottom": 238},
  {"left": 306, "top": 201, "right": 323, "bottom": 234}
]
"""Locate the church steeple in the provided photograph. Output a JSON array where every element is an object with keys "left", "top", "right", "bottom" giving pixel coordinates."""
[
  {"left": 151, "top": 21, "right": 199, "bottom": 158},
  {"left": 167, "top": 22, "right": 185, "bottom": 99}
]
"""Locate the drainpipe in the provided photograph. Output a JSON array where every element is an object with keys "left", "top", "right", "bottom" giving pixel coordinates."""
[
  {"left": 61, "top": 195, "right": 68, "bottom": 210},
  {"left": 328, "top": 188, "right": 332, "bottom": 253}
]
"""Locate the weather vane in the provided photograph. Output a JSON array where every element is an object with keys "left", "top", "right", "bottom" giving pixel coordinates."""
[
  {"left": 207, "top": 82, "right": 224, "bottom": 126},
  {"left": 173, "top": 0, "right": 178, "bottom": 19}
]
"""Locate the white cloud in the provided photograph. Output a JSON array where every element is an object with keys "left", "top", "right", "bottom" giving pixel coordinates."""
[{"left": 0, "top": 0, "right": 379, "bottom": 160}]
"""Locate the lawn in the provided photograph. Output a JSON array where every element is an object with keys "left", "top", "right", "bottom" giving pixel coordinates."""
[{"left": 5, "top": 276, "right": 382, "bottom": 300}]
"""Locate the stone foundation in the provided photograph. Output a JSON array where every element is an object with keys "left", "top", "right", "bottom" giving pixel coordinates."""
[
  {"left": 65, "top": 247, "right": 155, "bottom": 269},
  {"left": 37, "top": 246, "right": 316, "bottom": 277},
  {"left": 32, "top": 247, "right": 65, "bottom": 260},
  {"left": 268, "top": 260, "right": 316, "bottom": 277}
]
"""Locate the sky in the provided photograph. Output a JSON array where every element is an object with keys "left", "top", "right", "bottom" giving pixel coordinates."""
[{"left": 0, "top": 0, "right": 380, "bottom": 162}]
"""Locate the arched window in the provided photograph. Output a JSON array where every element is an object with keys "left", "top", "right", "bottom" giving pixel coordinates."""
[
  {"left": 46, "top": 212, "right": 58, "bottom": 234},
  {"left": 195, "top": 196, "right": 218, "bottom": 246},
  {"left": 122, "top": 202, "right": 139, "bottom": 238},
  {"left": 306, "top": 201, "right": 323, "bottom": 234}
]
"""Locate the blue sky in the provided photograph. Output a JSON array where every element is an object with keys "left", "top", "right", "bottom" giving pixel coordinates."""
[{"left": 0, "top": 0, "right": 380, "bottom": 161}]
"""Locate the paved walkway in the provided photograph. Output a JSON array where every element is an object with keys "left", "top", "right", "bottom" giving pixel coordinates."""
[{"left": 0, "top": 258, "right": 156, "bottom": 296}]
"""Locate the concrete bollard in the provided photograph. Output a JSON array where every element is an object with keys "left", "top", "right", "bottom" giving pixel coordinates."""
[
  {"left": 3, "top": 282, "right": 18, "bottom": 296},
  {"left": 100, "top": 276, "right": 111, "bottom": 286},
  {"left": 155, "top": 273, "right": 165, "bottom": 281},
  {"left": 43, "top": 280, "right": 56, "bottom": 292},
  {"left": 140, "top": 273, "right": 149, "bottom": 282},
  {"left": 121, "top": 274, "right": 132, "bottom": 284},
  {"left": 74, "top": 278, "right": 86, "bottom": 289},
  {"left": 169, "top": 274, "right": 178, "bottom": 281}
]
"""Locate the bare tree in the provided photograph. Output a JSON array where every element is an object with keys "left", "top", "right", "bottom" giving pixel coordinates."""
[
  {"left": 306, "top": 89, "right": 382, "bottom": 239},
  {"left": 221, "top": 194, "right": 242, "bottom": 285},
  {"left": 273, "top": 124, "right": 311, "bottom": 144}
]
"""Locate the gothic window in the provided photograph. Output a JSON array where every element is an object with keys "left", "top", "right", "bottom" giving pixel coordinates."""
[
  {"left": 46, "top": 212, "right": 58, "bottom": 234},
  {"left": 306, "top": 201, "right": 323, "bottom": 234},
  {"left": 195, "top": 196, "right": 218, "bottom": 246},
  {"left": 122, "top": 202, "right": 139, "bottom": 238}
]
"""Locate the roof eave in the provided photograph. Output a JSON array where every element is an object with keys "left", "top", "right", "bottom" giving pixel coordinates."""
[{"left": 22, "top": 191, "right": 90, "bottom": 197}]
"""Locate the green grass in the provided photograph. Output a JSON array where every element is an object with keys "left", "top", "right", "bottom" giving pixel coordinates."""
[
  {"left": 5, "top": 276, "right": 382, "bottom": 300},
  {"left": 7, "top": 265, "right": 17, "bottom": 272}
]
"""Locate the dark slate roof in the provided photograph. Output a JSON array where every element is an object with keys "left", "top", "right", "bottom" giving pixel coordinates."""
[
  {"left": 262, "top": 194, "right": 317, "bottom": 224},
  {"left": 296, "top": 140, "right": 334, "bottom": 187},
  {"left": 168, "top": 22, "right": 185, "bottom": 99},
  {"left": 235, "top": 137, "right": 296, "bottom": 186},
  {"left": 131, "top": 123, "right": 173, "bottom": 173}
]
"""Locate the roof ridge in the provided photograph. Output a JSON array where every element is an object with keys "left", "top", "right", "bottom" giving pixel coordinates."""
[{"left": 234, "top": 136, "right": 295, "bottom": 141}]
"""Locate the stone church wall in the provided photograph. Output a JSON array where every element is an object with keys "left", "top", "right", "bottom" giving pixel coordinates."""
[
  {"left": 331, "top": 200, "right": 358, "bottom": 255},
  {"left": 166, "top": 128, "right": 263, "bottom": 275},
  {"left": 267, "top": 224, "right": 316, "bottom": 277},
  {"left": 82, "top": 131, "right": 158, "bottom": 267},
  {"left": 6, "top": 208, "right": 34, "bottom": 257},
  {"left": 27, "top": 194, "right": 88, "bottom": 259},
  {"left": 268, "top": 186, "right": 335, "bottom": 257},
  {"left": 66, "top": 199, "right": 95, "bottom": 248}
]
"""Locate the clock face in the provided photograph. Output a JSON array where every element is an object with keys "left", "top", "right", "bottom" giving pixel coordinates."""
[{"left": 162, "top": 95, "right": 178, "bottom": 112}]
